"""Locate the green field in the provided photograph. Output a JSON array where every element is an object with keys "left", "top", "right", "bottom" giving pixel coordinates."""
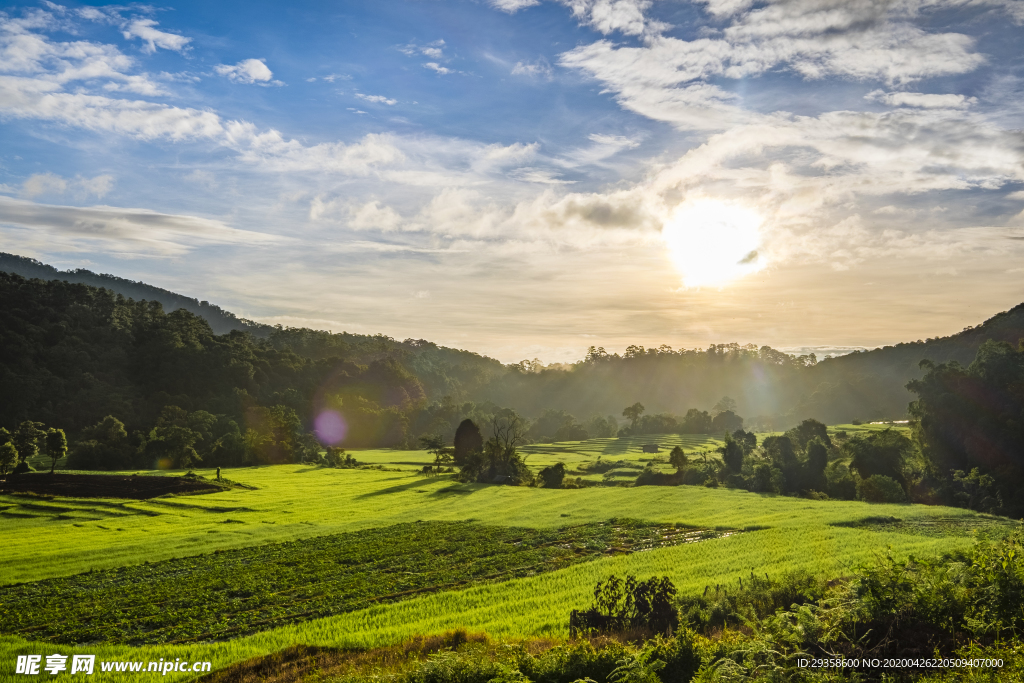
[{"left": 0, "top": 430, "right": 1006, "bottom": 681}]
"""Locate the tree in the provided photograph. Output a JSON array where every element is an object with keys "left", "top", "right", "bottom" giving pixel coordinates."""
[
  {"left": 622, "top": 403, "right": 646, "bottom": 432},
  {"left": 669, "top": 445, "right": 688, "bottom": 469},
  {"left": 857, "top": 475, "right": 907, "bottom": 503},
  {"left": 681, "top": 409, "right": 712, "bottom": 434},
  {"left": 539, "top": 462, "right": 566, "bottom": 488},
  {"left": 67, "top": 416, "right": 133, "bottom": 470},
  {"left": 719, "top": 434, "right": 744, "bottom": 473},
  {"left": 845, "top": 429, "right": 911, "bottom": 488},
  {"left": 761, "top": 435, "right": 798, "bottom": 492},
  {"left": 242, "top": 428, "right": 272, "bottom": 465},
  {"left": 0, "top": 442, "right": 17, "bottom": 477},
  {"left": 460, "top": 410, "right": 532, "bottom": 485},
  {"left": 711, "top": 410, "right": 743, "bottom": 433},
  {"left": 45, "top": 429, "right": 67, "bottom": 474},
  {"left": 420, "top": 434, "right": 454, "bottom": 466},
  {"left": 784, "top": 419, "right": 832, "bottom": 451},
  {"left": 908, "top": 341, "right": 1024, "bottom": 514},
  {"left": 806, "top": 437, "right": 828, "bottom": 478},
  {"left": 712, "top": 396, "right": 738, "bottom": 415},
  {"left": 570, "top": 574, "right": 679, "bottom": 637},
  {"left": 732, "top": 429, "right": 757, "bottom": 455},
  {"left": 452, "top": 418, "right": 483, "bottom": 466},
  {"left": 949, "top": 468, "right": 1002, "bottom": 514},
  {"left": 12, "top": 421, "right": 46, "bottom": 464},
  {"left": 529, "top": 409, "right": 576, "bottom": 440}
]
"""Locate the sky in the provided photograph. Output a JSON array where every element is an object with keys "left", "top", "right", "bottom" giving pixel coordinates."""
[{"left": 1, "top": 0, "right": 1023, "bottom": 363}]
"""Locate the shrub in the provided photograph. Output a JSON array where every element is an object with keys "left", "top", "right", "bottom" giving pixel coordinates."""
[
  {"left": 539, "top": 463, "right": 567, "bottom": 489},
  {"left": 324, "top": 447, "right": 358, "bottom": 468},
  {"left": 634, "top": 467, "right": 679, "bottom": 487},
  {"left": 12, "top": 461, "right": 35, "bottom": 475},
  {"left": 857, "top": 474, "right": 906, "bottom": 503},
  {"left": 647, "top": 632, "right": 703, "bottom": 683},
  {"left": 570, "top": 575, "right": 679, "bottom": 637},
  {"left": 677, "top": 570, "right": 828, "bottom": 634},
  {"left": 825, "top": 462, "right": 857, "bottom": 500},
  {"left": 723, "top": 474, "right": 746, "bottom": 489}
]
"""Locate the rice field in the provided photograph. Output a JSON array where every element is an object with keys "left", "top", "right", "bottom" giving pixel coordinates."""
[{"left": 0, "top": 429, "right": 1007, "bottom": 681}]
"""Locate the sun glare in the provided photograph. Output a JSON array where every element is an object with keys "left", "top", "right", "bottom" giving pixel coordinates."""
[{"left": 662, "top": 199, "right": 764, "bottom": 288}]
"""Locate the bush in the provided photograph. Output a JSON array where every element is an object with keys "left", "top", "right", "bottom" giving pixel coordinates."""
[
  {"left": 539, "top": 463, "right": 567, "bottom": 488},
  {"left": 570, "top": 575, "right": 679, "bottom": 637},
  {"left": 647, "top": 632, "right": 703, "bottom": 683},
  {"left": 634, "top": 467, "right": 679, "bottom": 487},
  {"left": 12, "top": 461, "right": 35, "bottom": 474},
  {"left": 825, "top": 462, "right": 857, "bottom": 500},
  {"left": 723, "top": 474, "right": 746, "bottom": 489},
  {"left": 857, "top": 474, "right": 906, "bottom": 503}
]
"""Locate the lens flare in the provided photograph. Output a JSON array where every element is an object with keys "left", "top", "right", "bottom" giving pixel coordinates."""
[
  {"left": 662, "top": 199, "right": 764, "bottom": 288},
  {"left": 314, "top": 410, "right": 347, "bottom": 445}
]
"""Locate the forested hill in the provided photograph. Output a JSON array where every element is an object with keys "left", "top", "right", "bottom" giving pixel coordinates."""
[
  {"left": 792, "top": 303, "right": 1024, "bottom": 423},
  {"left": 0, "top": 252, "right": 270, "bottom": 336},
  {"left": 3, "top": 254, "right": 1023, "bottom": 439},
  {"left": 472, "top": 305, "right": 1024, "bottom": 427},
  {"left": 0, "top": 272, "right": 504, "bottom": 444}
]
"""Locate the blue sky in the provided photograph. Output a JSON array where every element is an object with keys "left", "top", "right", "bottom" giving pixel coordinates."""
[{"left": 1, "top": 0, "right": 1023, "bottom": 362}]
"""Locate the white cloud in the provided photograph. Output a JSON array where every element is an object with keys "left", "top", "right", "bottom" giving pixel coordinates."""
[
  {"left": 423, "top": 62, "right": 453, "bottom": 75},
  {"left": 230, "top": 128, "right": 407, "bottom": 175},
  {"left": 480, "top": 142, "right": 539, "bottom": 167},
  {"left": 0, "top": 75, "right": 225, "bottom": 140},
  {"left": 559, "top": 0, "right": 998, "bottom": 136},
  {"left": 511, "top": 58, "right": 553, "bottom": 78},
  {"left": 587, "top": 133, "right": 639, "bottom": 148},
  {"left": 214, "top": 59, "right": 277, "bottom": 85},
  {"left": 490, "top": 0, "right": 542, "bottom": 12},
  {"left": 347, "top": 200, "right": 405, "bottom": 231},
  {"left": 0, "top": 195, "right": 280, "bottom": 256},
  {"left": 557, "top": 133, "right": 643, "bottom": 167},
  {"left": 509, "top": 167, "right": 576, "bottom": 184},
  {"left": 121, "top": 18, "right": 190, "bottom": 54},
  {"left": 865, "top": 90, "right": 977, "bottom": 109},
  {"left": 21, "top": 173, "right": 114, "bottom": 199},
  {"left": 562, "top": 0, "right": 669, "bottom": 36},
  {"left": 20, "top": 173, "right": 66, "bottom": 198},
  {"left": 355, "top": 93, "right": 397, "bottom": 105},
  {"left": 398, "top": 40, "right": 455, "bottom": 75}
]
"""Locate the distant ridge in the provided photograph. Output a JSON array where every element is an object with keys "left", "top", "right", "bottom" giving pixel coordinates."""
[
  {"left": 0, "top": 252, "right": 272, "bottom": 336},
  {"left": 818, "top": 302, "right": 1024, "bottom": 371}
]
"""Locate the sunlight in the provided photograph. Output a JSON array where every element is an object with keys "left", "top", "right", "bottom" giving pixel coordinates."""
[{"left": 662, "top": 199, "right": 764, "bottom": 288}]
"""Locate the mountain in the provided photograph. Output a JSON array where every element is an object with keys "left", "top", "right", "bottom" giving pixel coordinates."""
[
  {"left": 0, "top": 252, "right": 271, "bottom": 336},
  {"left": 795, "top": 303, "right": 1024, "bottom": 423},
  {"left": 3, "top": 251, "right": 1022, "bottom": 432}
]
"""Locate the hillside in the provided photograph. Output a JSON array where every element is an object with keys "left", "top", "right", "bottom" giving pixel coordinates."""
[
  {"left": 0, "top": 252, "right": 271, "bottom": 336},
  {"left": 2, "top": 252, "right": 1023, "bottom": 432},
  {"left": 0, "top": 272, "right": 503, "bottom": 446}
]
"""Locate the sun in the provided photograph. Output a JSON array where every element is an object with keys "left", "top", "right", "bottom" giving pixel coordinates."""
[{"left": 661, "top": 199, "right": 764, "bottom": 288}]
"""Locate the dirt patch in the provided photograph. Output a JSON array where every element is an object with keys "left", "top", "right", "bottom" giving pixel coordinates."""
[{"left": 0, "top": 473, "right": 225, "bottom": 499}]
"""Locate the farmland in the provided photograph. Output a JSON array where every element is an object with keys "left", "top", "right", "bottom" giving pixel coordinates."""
[
  {"left": 1, "top": 520, "right": 736, "bottom": 644},
  {"left": 0, "top": 428, "right": 1011, "bottom": 681}
]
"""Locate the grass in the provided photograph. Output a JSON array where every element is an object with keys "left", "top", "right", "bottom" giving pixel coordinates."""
[
  {"left": 0, "top": 521, "right": 983, "bottom": 682},
  {"left": 0, "top": 462, "right": 992, "bottom": 587},
  {"left": 0, "top": 520, "right": 734, "bottom": 645},
  {"left": 0, "top": 429, "right": 1008, "bottom": 681}
]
